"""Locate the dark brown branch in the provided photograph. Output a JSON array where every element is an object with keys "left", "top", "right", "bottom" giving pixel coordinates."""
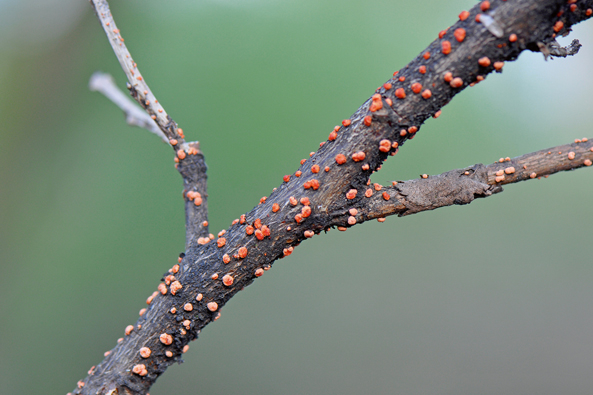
[
  {"left": 73, "top": 0, "right": 593, "bottom": 394},
  {"left": 329, "top": 139, "right": 592, "bottom": 227}
]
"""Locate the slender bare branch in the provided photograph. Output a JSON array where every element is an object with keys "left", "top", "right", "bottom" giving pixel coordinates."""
[
  {"left": 89, "top": 0, "right": 186, "bottom": 147},
  {"left": 89, "top": 0, "right": 210, "bottom": 246},
  {"left": 89, "top": 72, "right": 168, "bottom": 142},
  {"left": 329, "top": 139, "right": 593, "bottom": 227}
]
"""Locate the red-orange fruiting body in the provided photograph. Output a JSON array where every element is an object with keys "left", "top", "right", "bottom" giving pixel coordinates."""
[
  {"left": 478, "top": 57, "right": 491, "bottom": 67},
  {"left": 329, "top": 131, "right": 337, "bottom": 141},
  {"left": 383, "top": 82, "right": 392, "bottom": 90},
  {"left": 289, "top": 196, "right": 298, "bottom": 206},
  {"left": 222, "top": 275, "right": 234, "bottom": 286},
  {"left": 480, "top": 1, "right": 490, "bottom": 11},
  {"left": 272, "top": 203, "right": 280, "bottom": 213},
  {"left": 364, "top": 116, "right": 372, "bottom": 126},
  {"left": 459, "top": 10, "right": 470, "bottom": 20},
  {"left": 238, "top": 247, "right": 248, "bottom": 258},
  {"left": 324, "top": 166, "right": 330, "bottom": 172},
  {"left": 509, "top": 33, "right": 517, "bottom": 42},
  {"left": 245, "top": 225, "right": 254, "bottom": 235},
  {"left": 454, "top": 28, "right": 466, "bottom": 42},
  {"left": 450, "top": 78, "right": 463, "bottom": 88},
  {"left": 423, "top": 52, "right": 430, "bottom": 59},
  {"left": 254, "top": 218, "right": 262, "bottom": 229},
  {"left": 475, "top": 13, "right": 482, "bottom": 22},
  {"left": 505, "top": 167, "right": 516, "bottom": 174},
  {"left": 408, "top": 126, "right": 418, "bottom": 134},
  {"left": 419, "top": 65, "right": 426, "bottom": 74},
  {"left": 259, "top": 196, "right": 266, "bottom": 204},
  {"left": 377, "top": 218, "right": 386, "bottom": 223},
  {"left": 158, "top": 283, "right": 167, "bottom": 295},
  {"left": 382, "top": 192, "right": 390, "bottom": 201},
  {"left": 295, "top": 171, "right": 302, "bottom": 177},
  {"left": 207, "top": 302, "right": 218, "bottom": 312},
  {"left": 584, "top": 159, "right": 592, "bottom": 166},
  {"left": 160, "top": 333, "right": 173, "bottom": 345},
  {"left": 283, "top": 175, "right": 290, "bottom": 183},
  {"left": 352, "top": 151, "right": 366, "bottom": 162},
  {"left": 379, "top": 140, "right": 391, "bottom": 153},
  {"left": 411, "top": 83, "right": 422, "bottom": 94},
  {"left": 170, "top": 281, "right": 182, "bottom": 295},
  {"left": 395, "top": 88, "right": 406, "bottom": 99},
  {"left": 132, "top": 364, "right": 148, "bottom": 376},
  {"left": 553, "top": 21, "right": 564, "bottom": 32},
  {"left": 139, "top": 308, "right": 146, "bottom": 316},
  {"left": 493, "top": 61, "right": 504, "bottom": 70},
  {"left": 211, "top": 273, "right": 218, "bottom": 280},
  {"left": 365, "top": 189, "right": 373, "bottom": 198},
  {"left": 369, "top": 100, "right": 383, "bottom": 112},
  {"left": 346, "top": 189, "right": 358, "bottom": 200},
  {"left": 170, "top": 139, "right": 178, "bottom": 146},
  {"left": 421, "top": 89, "right": 432, "bottom": 99},
  {"left": 444, "top": 72, "right": 453, "bottom": 83},
  {"left": 255, "top": 268, "right": 264, "bottom": 277},
  {"left": 422, "top": 174, "right": 429, "bottom": 179},
  {"left": 311, "top": 164, "right": 320, "bottom": 173},
  {"left": 300, "top": 197, "right": 310, "bottom": 205},
  {"left": 301, "top": 206, "right": 312, "bottom": 218},
  {"left": 570, "top": 4, "right": 577, "bottom": 12},
  {"left": 217, "top": 238, "right": 226, "bottom": 248},
  {"left": 303, "top": 181, "right": 311, "bottom": 189},
  {"left": 184, "top": 303, "right": 193, "bottom": 311},
  {"left": 255, "top": 229, "right": 264, "bottom": 240},
  {"left": 335, "top": 154, "right": 347, "bottom": 165},
  {"left": 398, "top": 76, "right": 405, "bottom": 82},
  {"left": 587, "top": 9, "right": 592, "bottom": 17},
  {"left": 385, "top": 98, "right": 393, "bottom": 106},
  {"left": 304, "top": 230, "right": 314, "bottom": 238},
  {"left": 442, "top": 41, "right": 451, "bottom": 55},
  {"left": 342, "top": 119, "right": 351, "bottom": 127},
  {"left": 568, "top": 151, "right": 576, "bottom": 160},
  {"left": 433, "top": 110, "right": 442, "bottom": 118},
  {"left": 294, "top": 214, "right": 303, "bottom": 223},
  {"left": 223, "top": 254, "right": 231, "bottom": 264},
  {"left": 196, "top": 293, "right": 203, "bottom": 301},
  {"left": 283, "top": 247, "right": 294, "bottom": 256}
]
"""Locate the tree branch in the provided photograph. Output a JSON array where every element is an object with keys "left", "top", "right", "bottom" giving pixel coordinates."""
[
  {"left": 89, "top": 71, "right": 168, "bottom": 142},
  {"left": 73, "top": 0, "right": 593, "bottom": 394},
  {"left": 89, "top": 0, "right": 211, "bottom": 248}
]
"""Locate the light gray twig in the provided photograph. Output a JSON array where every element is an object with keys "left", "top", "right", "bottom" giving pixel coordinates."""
[{"left": 89, "top": 72, "right": 168, "bottom": 143}]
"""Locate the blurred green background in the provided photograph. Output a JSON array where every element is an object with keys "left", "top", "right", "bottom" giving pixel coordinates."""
[{"left": 1, "top": 0, "right": 592, "bottom": 394}]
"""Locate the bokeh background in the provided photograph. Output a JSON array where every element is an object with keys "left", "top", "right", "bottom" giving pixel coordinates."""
[{"left": 1, "top": 0, "right": 592, "bottom": 394}]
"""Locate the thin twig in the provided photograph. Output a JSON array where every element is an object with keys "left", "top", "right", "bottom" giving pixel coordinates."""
[
  {"left": 89, "top": 0, "right": 187, "bottom": 149},
  {"left": 89, "top": 72, "right": 168, "bottom": 143}
]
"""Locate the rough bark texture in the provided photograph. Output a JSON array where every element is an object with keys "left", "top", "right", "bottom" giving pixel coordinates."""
[{"left": 73, "top": 0, "right": 593, "bottom": 394}]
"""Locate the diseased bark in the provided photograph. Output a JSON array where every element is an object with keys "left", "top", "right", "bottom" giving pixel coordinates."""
[{"left": 73, "top": 0, "right": 593, "bottom": 394}]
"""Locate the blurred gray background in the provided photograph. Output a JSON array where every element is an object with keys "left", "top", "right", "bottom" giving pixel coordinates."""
[{"left": 1, "top": 0, "right": 592, "bottom": 394}]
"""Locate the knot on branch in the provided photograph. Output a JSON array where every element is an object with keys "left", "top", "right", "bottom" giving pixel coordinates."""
[{"left": 396, "top": 164, "right": 499, "bottom": 216}]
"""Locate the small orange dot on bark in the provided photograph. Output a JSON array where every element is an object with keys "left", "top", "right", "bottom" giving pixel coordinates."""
[
  {"left": 160, "top": 333, "right": 173, "bottom": 345},
  {"left": 139, "top": 347, "right": 151, "bottom": 358}
]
